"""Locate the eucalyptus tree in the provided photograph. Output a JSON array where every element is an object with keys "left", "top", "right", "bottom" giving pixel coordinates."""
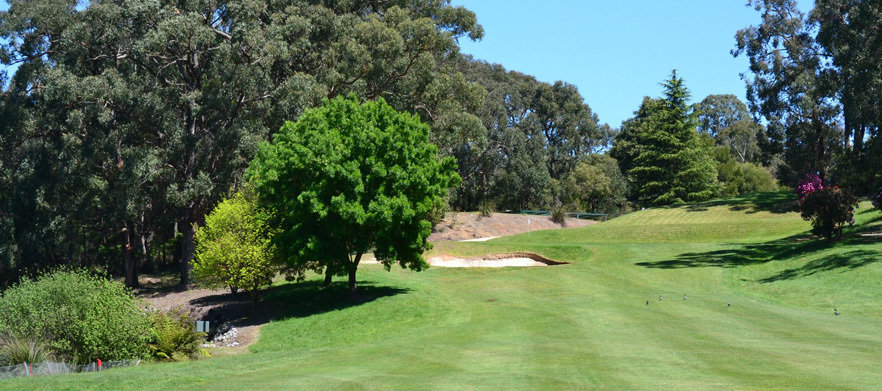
[
  {"left": 695, "top": 94, "right": 751, "bottom": 137},
  {"left": 812, "top": 0, "right": 882, "bottom": 191},
  {"left": 696, "top": 94, "right": 766, "bottom": 164},
  {"left": 449, "top": 58, "right": 604, "bottom": 211},
  {"left": 0, "top": 0, "right": 483, "bottom": 286},
  {"left": 733, "top": 0, "right": 877, "bottom": 186}
]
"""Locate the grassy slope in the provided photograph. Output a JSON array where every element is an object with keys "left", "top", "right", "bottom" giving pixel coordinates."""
[{"left": 5, "top": 192, "right": 882, "bottom": 390}]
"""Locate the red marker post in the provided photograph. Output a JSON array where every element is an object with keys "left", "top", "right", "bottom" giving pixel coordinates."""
[{"left": 97, "top": 358, "right": 102, "bottom": 371}]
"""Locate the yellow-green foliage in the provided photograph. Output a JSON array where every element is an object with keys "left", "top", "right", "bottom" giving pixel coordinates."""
[{"left": 193, "top": 192, "right": 276, "bottom": 303}]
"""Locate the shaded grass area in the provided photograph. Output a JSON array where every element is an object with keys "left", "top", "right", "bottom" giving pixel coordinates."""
[
  {"left": 684, "top": 191, "right": 799, "bottom": 214},
  {"left": 5, "top": 194, "right": 882, "bottom": 390}
]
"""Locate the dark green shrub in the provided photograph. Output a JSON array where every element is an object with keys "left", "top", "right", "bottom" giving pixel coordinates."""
[
  {"left": 799, "top": 186, "right": 857, "bottom": 240},
  {"left": 147, "top": 309, "right": 206, "bottom": 361},
  {"left": 0, "top": 269, "right": 151, "bottom": 362},
  {"left": 0, "top": 335, "right": 51, "bottom": 365}
]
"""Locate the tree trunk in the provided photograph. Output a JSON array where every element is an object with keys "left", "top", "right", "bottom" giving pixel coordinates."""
[
  {"left": 323, "top": 265, "right": 334, "bottom": 287},
  {"left": 179, "top": 214, "right": 195, "bottom": 287},
  {"left": 814, "top": 113, "right": 827, "bottom": 180},
  {"left": 348, "top": 268, "right": 358, "bottom": 296},
  {"left": 348, "top": 252, "right": 363, "bottom": 297},
  {"left": 123, "top": 222, "right": 139, "bottom": 288},
  {"left": 854, "top": 124, "right": 865, "bottom": 157}
]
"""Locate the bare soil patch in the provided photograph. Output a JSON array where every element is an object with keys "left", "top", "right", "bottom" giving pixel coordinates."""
[{"left": 428, "top": 212, "right": 596, "bottom": 242}]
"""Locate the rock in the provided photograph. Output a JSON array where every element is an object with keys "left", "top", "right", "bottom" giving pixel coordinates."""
[{"left": 209, "top": 321, "right": 240, "bottom": 346}]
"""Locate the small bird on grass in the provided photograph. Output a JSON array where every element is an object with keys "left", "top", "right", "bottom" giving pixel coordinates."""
[
  {"left": 658, "top": 295, "right": 663, "bottom": 301},
  {"left": 646, "top": 300, "right": 649, "bottom": 306},
  {"left": 682, "top": 294, "right": 687, "bottom": 300},
  {"left": 834, "top": 308, "right": 840, "bottom": 316},
  {"left": 727, "top": 303, "right": 731, "bottom": 307}
]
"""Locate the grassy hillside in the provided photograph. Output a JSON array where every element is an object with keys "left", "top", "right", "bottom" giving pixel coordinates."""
[{"left": 5, "top": 192, "right": 882, "bottom": 390}]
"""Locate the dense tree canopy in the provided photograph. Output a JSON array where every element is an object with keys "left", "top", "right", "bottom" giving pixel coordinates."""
[
  {"left": 0, "top": 0, "right": 483, "bottom": 287},
  {"left": 448, "top": 58, "right": 609, "bottom": 211},
  {"left": 248, "top": 96, "right": 459, "bottom": 295},
  {"left": 696, "top": 94, "right": 751, "bottom": 137}
]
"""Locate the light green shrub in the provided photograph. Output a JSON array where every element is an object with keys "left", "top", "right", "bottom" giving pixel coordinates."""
[
  {"left": 0, "top": 269, "right": 151, "bottom": 362},
  {"left": 193, "top": 191, "right": 277, "bottom": 305}
]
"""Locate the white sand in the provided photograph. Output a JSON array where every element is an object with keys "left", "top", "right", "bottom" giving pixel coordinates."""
[
  {"left": 362, "top": 252, "right": 562, "bottom": 267},
  {"left": 428, "top": 256, "right": 546, "bottom": 267},
  {"left": 459, "top": 236, "right": 501, "bottom": 242}
]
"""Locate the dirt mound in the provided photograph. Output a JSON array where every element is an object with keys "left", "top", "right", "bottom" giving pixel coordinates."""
[{"left": 428, "top": 212, "right": 596, "bottom": 242}]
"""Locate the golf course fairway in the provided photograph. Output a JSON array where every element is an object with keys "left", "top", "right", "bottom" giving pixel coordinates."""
[{"left": 4, "top": 193, "right": 882, "bottom": 390}]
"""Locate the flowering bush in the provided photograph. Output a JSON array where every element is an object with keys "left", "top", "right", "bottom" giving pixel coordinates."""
[
  {"left": 796, "top": 173, "right": 824, "bottom": 199},
  {"left": 799, "top": 186, "right": 857, "bottom": 241}
]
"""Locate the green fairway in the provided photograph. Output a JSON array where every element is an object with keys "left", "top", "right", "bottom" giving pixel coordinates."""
[{"left": 5, "top": 192, "right": 882, "bottom": 390}]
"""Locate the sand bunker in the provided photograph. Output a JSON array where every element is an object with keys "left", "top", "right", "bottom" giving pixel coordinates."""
[{"left": 427, "top": 252, "right": 566, "bottom": 268}]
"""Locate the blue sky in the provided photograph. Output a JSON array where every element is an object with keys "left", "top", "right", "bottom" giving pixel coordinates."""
[
  {"left": 450, "top": 0, "right": 811, "bottom": 127},
  {"left": 2, "top": 1, "right": 812, "bottom": 127}
]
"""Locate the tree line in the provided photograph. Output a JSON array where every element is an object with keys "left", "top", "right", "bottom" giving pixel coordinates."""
[{"left": 1, "top": 0, "right": 879, "bottom": 289}]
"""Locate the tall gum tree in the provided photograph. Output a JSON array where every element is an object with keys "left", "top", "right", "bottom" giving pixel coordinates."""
[{"left": 733, "top": 0, "right": 882, "bottom": 187}]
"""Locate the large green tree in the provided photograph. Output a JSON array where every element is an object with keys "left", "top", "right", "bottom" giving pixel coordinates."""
[
  {"left": 0, "top": 0, "right": 482, "bottom": 287},
  {"left": 248, "top": 96, "right": 460, "bottom": 296},
  {"left": 734, "top": 0, "right": 881, "bottom": 188},
  {"left": 617, "top": 71, "right": 718, "bottom": 206}
]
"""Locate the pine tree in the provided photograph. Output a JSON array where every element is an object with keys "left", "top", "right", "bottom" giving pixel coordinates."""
[{"left": 627, "top": 71, "right": 718, "bottom": 206}]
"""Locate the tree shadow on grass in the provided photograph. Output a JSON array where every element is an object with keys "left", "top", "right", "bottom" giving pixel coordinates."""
[
  {"left": 188, "top": 280, "right": 409, "bottom": 329},
  {"left": 636, "top": 228, "right": 881, "bottom": 282},
  {"left": 758, "top": 249, "right": 879, "bottom": 282},
  {"left": 635, "top": 234, "right": 827, "bottom": 269},
  {"left": 683, "top": 192, "right": 798, "bottom": 214}
]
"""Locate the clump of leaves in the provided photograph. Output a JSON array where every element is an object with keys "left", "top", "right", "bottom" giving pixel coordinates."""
[
  {"left": 147, "top": 309, "right": 206, "bottom": 361},
  {"left": 799, "top": 186, "right": 857, "bottom": 241},
  {"left": 0, "top": 335, "right": 52, "bottom": 365},
  {"left": 479, "top": 200, "right": 493, "bottom": 218}
]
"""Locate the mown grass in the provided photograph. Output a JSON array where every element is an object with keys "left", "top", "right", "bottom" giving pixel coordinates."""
[{"left": 4, "top": 192, "right": 882, "bottom": 390}]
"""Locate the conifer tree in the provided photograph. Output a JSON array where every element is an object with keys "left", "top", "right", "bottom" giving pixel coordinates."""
[{"left": 626, "top": 71, "right": 718, "bottom": 206}]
